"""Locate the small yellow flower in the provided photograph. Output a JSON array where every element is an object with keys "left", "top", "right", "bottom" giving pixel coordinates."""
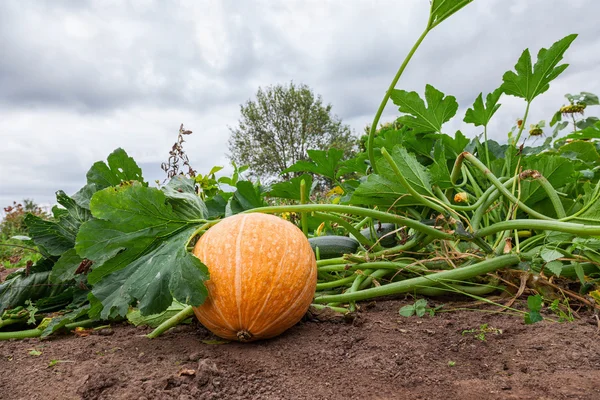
[{"left": 454, "top": 192, "right": 469, "bottom": 203}]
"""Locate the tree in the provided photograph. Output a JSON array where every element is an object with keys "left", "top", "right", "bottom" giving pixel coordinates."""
[{"left": 227, "top": 82, "right": 356, "bottom": 182}]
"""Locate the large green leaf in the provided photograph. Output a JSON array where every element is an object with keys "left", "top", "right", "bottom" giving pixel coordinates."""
[
  {"left": 351, "top": 146, "right": 433, "bottom": 207},
  {"left": 282, "top": 148, "right": 345, "bottom": 180},
  {"left": 225, "top": 181, "right": 267, "bottom": 216},
  {"left": 25, "top": 191, "right": 92, "bottom": 256},
  {"left": 0, "top": 259, "right": 58, "bottom": 311},
  {"left": 86, "top": 148, "right": 144, "bottom": 190},
  {"left": 268, "top": 174, "right": 313, "bottom": 201},
  {"left": 559, "top": 141, "right": 600, "bottom": 164},
  {"left": 391, "top": 84, "right": 458, "bottom": 134},
  {"left": 161, "top": 175, "right": 207, "bottom": 220},
  {"left": 520, "top": 154, "right": 575, "bottom": 207},
  {"left": 429, "top": 141, "right": 453, "bottom": 189},
  {"left": 464, "top": 88, "right": 502, "bottom": 127},
  {"left": 49, "top": 249, "right": 85, "bottom": 284},
  {"left": 425, "top": 130, "right": 469, "bottom": 157},
  {"left": 501, "top": 34, "right": 577, "bottom": 102},
  {"left": 76, "top": 182, "right": 209, "bottom": 317}
]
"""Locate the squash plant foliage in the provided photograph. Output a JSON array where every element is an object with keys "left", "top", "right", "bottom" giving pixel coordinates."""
[{"left": 2, "top": 0, "right": 600, "bottom": 335}]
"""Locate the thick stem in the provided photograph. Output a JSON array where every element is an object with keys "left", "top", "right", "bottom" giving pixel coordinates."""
[
  {"left": 0, "top": 319, "right": 96, "bottom": 341},
  {"left": 463, "top": 153, "right": 553, "bottom": 220},
  {"left": 309, "top": 304, "right": 348, "bottom": 314},
  {"left": 415, "top": 283, "right": 504, "bottom": 296},
  {"left": 513, "top": 102, "right": 531, "bottom": 145},
  {"left": 368, "top": 28, "right": 430, "bottom": 173},
  {"left": 146, "top": 305, "right": 195, "bottom": 339},
  {"left": 483, "top": 125, "right": 491, "bottom": 168},
  {"left": 475, "top": 219, "right": 600, "bottom": 238},
  {"left": 300, "top": 179, "right": 308, "bottom": 236},
  {"left": 521, "top": 170, "right": 566, "bottom": 218},
  {"left": 313, "top": 255, "right": 520, "bottom": 304},
  {"left": 247, "top": 204, "right": 454, "bottom": 240}
]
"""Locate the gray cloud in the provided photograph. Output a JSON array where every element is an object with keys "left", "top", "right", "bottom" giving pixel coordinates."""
[{"left": 1, "top": 0, "right": 600, "bottom": 211}]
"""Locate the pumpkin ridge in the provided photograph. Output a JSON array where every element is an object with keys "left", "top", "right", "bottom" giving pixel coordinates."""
[
  {"left": 234, "top": 214, "right": 248, "bottom": 329},
  {"left": 246, "top": 233, "right": 291, "bottom": 333},
  {"left": 259, "top": 252, "right": 316, "bottom": 336},
  {"left": 199, "top": 236, "right": 237, "bottom": 333}
]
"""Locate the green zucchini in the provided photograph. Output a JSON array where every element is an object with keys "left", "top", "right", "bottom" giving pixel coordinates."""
[
  {"left": 359, "top": 222, "right": 397, "bottom": 248},
  {"left": 308, "top": 236, "right": 359, "bottom": 259}
]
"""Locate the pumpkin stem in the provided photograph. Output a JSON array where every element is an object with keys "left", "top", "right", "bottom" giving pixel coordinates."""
[{"left": 236, "top": 330, "right": 253, "bottom": 342}]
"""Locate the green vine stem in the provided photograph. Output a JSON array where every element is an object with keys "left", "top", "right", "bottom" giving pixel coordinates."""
[
  {"left": 309, "top": 304, "right": 348, "bottom": 314},
  {"left": 520, "top": 170, "right": 566, "bottom": 218},
  {"left": 367, "top": 28, "right": 430, "bottom": 174},
  {"left": 513, "top": 102, "right": 531, "bottom": 146},
  {"left": 415, "top": 282, "right": 504, "bottom": 297},
  {"left": 247, "top": 204, "right": 455, "bottom": 240},
  {"left": 147, "top": 305, "right": 195, "bottom": 339},
  {"left": 475, "top": 219, "right": 600, "bottom": 238},
  {"left": 359, "top": 268, "right": 391, "bottom": 290},
  {"left": 348, "top": 269, "right": 374, "bottom": 312},
  {"left": 318, "top": 261, "right": 427, "bottom": 274},
  {"left": 462, "top": 153, "right": 553, "bottom": 220},
  {"left": 0, "top": 319, "right": 96, "bottom": 341},
  {"left": 300, "top": 179, "right": 309, "bottom": 236},
  {"left": 313, "top": 255, "right": 520, "bottom": 304}
]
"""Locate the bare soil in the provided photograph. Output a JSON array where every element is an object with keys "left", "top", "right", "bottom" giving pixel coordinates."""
[{"left": 1, "top": 299, "right": 599, "bottom": 400}]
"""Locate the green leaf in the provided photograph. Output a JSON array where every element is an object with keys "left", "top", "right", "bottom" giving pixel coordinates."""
[
  {"left": 351, "top": 146, "right": 433, "bottom": 207},
  {"left": 49, "top": 249, "right": 85, "bottom": 284},
  {"left": 425, "top": 130, "right": 469, "bottom": 157},
  {"left": 527, "top": 294, "right": 543, "bottom": 312},
  {"left": 25, "top": 191, "right": 92, "bottom": 256},
  {"left": 391, "top": 84, "right": 458, "bottom": 134},
  {"left": 540, "top": 248, "right": 562, "bottom": 263},
  {"left": 559, "top": 141, "right": 600, "bottom": 164},
  {"left": 75, "top": 182, "right": 209, "bottom": 318},
  {"left": 382, "top": 146, "right": 434, "bottom": 195},
  {"left": 126, "top": 300, "right": 188, "bottom": 328},
  {"left": 563, "top": 120, "right": 600, "bottom": 141},
  {"left": 428, "top": 0, "right": 474, "bottom": 29},
  {"left": 524, "top": 311, "right": 543, "bottom": 324},
  {"left": 463, "top": 88, "right": 502, "bottom": 127},
  {"left": 205, "top": 193, "right": 229, "bottom": 220},
  {"left": 161, "top": 176, "right": 207, "bottom": 220},
  {"left": 225, "top": 181, "right": 266, "bottom": 216},
  {"left": 429, "top": 141, "right": 453, "bottom": 189},
  {"left": 501, "top": 34, "right": 577, "bottom": 102},
  {"left": 399, "top": 305, "right": 415, "bottom": 317},
  {"left": 566, "top": 91, "right": 599, "bottom": 106},
  {"left": 549, "top": 111, "right": 562, "bottom": 127},
  {"left": 86, "top": 148, "right": 144, "bottom": 189},
  {"left": 338, "top": 153, "right": 370, "bottom": 177},
  {"left": 0, "top": 260, "right": 55, "bottom": 312},
  {"left": 268, "top": 174, "right": 313, "bottom": 201},
  {"left": 40, "top": 306, "right": 90, "bottom": 338},
  {"left": 281, "top": 148, "right": 345, "bottom": 180},
  {"left": 576, "top": 117, "right": 600, "bottom": 130},
  {"left": 520, "top": 154, "right": 574, "bottom": 206},
  {"left": 545, "top": 261, "right": 563, "bottom": 277}
]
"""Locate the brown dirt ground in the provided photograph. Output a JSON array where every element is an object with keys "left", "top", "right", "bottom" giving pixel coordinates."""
[{"left": 1, "top": 299, "right": 599, "bottom": 400}]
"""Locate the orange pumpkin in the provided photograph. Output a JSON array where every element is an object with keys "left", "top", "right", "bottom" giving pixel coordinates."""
[{"left": 192, "top": 213, "right": 317, "bottom": 342}]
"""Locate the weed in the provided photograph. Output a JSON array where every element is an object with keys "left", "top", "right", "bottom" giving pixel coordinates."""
[{"left": 462, "top": 323, "right": 503, "bottom": 341}]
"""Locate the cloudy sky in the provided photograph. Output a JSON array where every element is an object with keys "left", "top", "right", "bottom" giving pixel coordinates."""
[{"left": 1, "top": 0, "right": 599, "bottom": 213}]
